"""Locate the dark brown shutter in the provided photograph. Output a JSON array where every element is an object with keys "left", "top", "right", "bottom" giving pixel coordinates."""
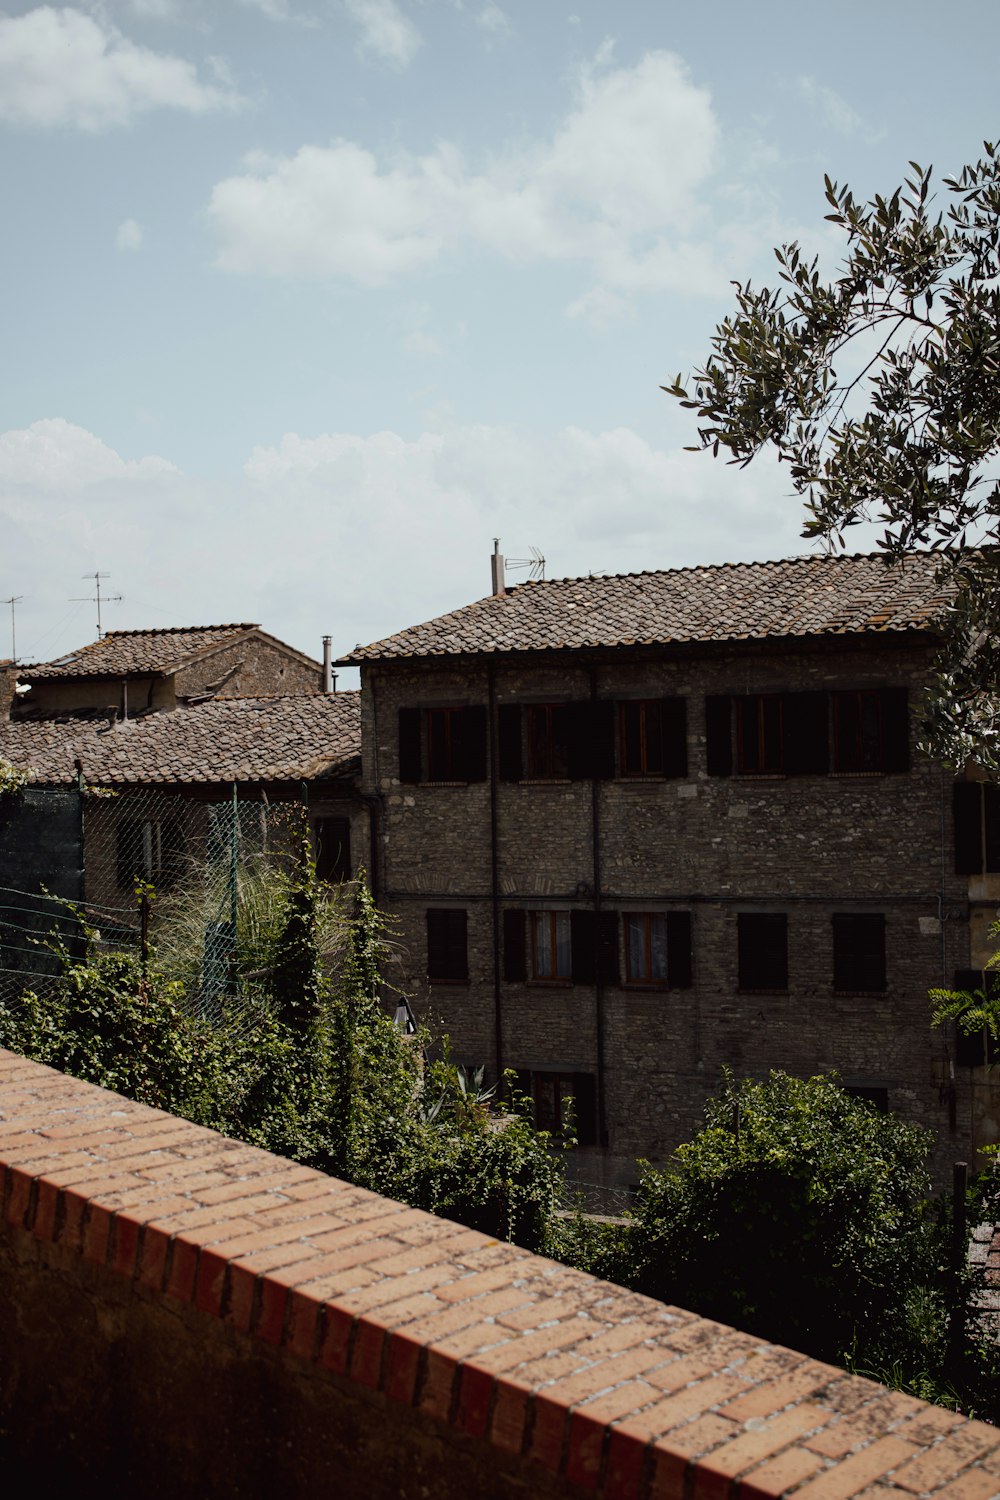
[
  {"left": 783, "top": 691, "right": 829, "bottom": 775},
  {"left": 879, "top": 687, "right": 909, "bottom": 772},
  {"left": 597, "top": 910, "right": 619, "bottom": 985},
  {"left": 398, "top": 707, "right": 421, "bottom": 783},
  {"left": 985, "top": 785, "right": 1000, "bottom": 873},
  {"left": 426, "top": 909, "right": 468, "bottom": 982},
  {"left": 572, "top": 1073, "right": 598, "bottom": 1146},
  {"left": 503, "top": 908, "right": 527, "bottom": 982},
  {"left": 738, "top": 913, "right": 788, "bottom": 990},
  {"left": 666, "top": 911, "right": 692, "bottom": 988},
  {"left": 567, "top": 701, "right": 615, "bottom": 780},
  {"left": 662, "top": 697, "right": 688, "bottom": 778},
  {"left": 571, "top": 909, "right": 596, "bottom": 984},
  {"left": 705, "top": 695, "right": 732, "bottom": 776},
  {"left": 953, "top": 783, "right": 983, "bottom": 874},
  {"left": 456, "top": 705, "right": 487, "bottom": 781},
  {"left": 497, "top": 704, "right": 523, "bottom": 781}
]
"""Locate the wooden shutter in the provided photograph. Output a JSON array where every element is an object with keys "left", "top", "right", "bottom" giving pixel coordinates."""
[
  {"left": 738, "top": 913, "right": 787, "bottom": 990},
  {"left": 662, "top": 697, "right": 688, "bottom": 778},
  {"left": 456, "top": 705, "right": 487, "bottom": 782},
  {"left": 666, "top": 911, "right": 692, "bottom": 988},
  {"left": 398, "top": 707, "right": 421, "bottom": 783},
  {"left": 783, "top": 691, "right": 829, "bottom": 775},
  {"left": 426, "top": 909, "right": 468, "bottom": 983},
  {"left": 566, "top": 701, "right": 615, "bottom": 780},
  {"left": 503, "top": 908, "right": 527, "bottom": 982},
  {"left": 705, "top": 695, "right": 732, "bottom": 776},
  {"left": 953, "top": 783, "right": 983, "bottom": 874},
  {"left": 985, "top": 785, "right": 1000, "bottom": 873},
  {"left": 879, "top": 687, "right": 909, "bottom": 772},
  {"left": 571, "top": 909, "right": 596, "bottom": 984},
  {"left": 572, "top": 1073, "right": 598, "bottom": 1147},
  {"left": 497, "top": 704, "right": 523, "bottom": 781},
  {"left": 596, "top": 910, "right": 619, "bottom": 985}
]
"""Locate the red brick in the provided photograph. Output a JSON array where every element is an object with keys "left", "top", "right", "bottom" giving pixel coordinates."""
[
  {"left": 254, "top": 1278, "right": 287, "bottom": 1345},
  {"left": 225, "top": 1261, "right": 257, "bottom": 1333},
  {"left": 454, "top": 1362, "right": 494, "bottom": 1438},
  {"left": 350, "top": 1319, "right": 386, "bottom": 1390},
  {"left": 691, "top": 1405, "right": 833, "bottom": 1500},
  {"left": 318, "top": 1303, "right": 355, "bottom": 1375},
  {"left": 793, "top": 1436, "right": 921, "bottom": 1500},
  {"left": 108, "top": 1212, "right": 142, "bottom": 1276},
  {"left": 564, "top": 1382, "right": 664, "bottom": 1491},
  {"left": 137, "top": 1225, "right": 170, "bottom": 1291},
  {"left": 165, "top": 1237, "right": 199, "bottom": 1303},
  {"left": 933, "top": 1469, "right": 1000, "bottom": 1500},
  {"left": 418, "top": 1348, "right": 459, "bottom": 1422},
  {"left": 195, "top": 1248, "right": 229, "bottom": 1315},
  {"left": 489, "top": 1379, "right": 531, "bottom": 1456},
  {"left": 434, "top": 1262, "right": 528, "bottom": 1304},
  {"left": 466, "top": 1317, "right": 591, "bottom": 1378},
  {"left": 31, "top": 1178, "right": 59, "bottom": 1241},
  {"left": 891, "top": 1428, "right": 1000, "bottom": 1494},
  {"left": 4, "top": 1165, "right": 32, "bottom": 1227},
  {"left": 648, "top": 1415, "right": 740, "bottom": 1499},
  {"left": 738, "top": 1445, "right": 827, "bottom": 1500},
  {"left": 604, "top": 1426, "right": 649, "bottom": 1496},
  {"left": 719, "top": 1360, "right": 836, "bottom": 1421},
  {"left": 282, "top": 1287, "right": 323, "bottom": 1361},
  {"left": 376, "top": 1327, "right": 419, "bottom": 1405},
  {"left": 82, "top": 1202, "right": 113, "bottom": 1264}
]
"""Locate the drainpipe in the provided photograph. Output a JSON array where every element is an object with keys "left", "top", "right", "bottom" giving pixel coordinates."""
[
  {"left": 590, "top": 665, "right": 608, "bottom": 1148},
  {"left": 488, "top": 662, "right": 504, "bottom": 1086}
]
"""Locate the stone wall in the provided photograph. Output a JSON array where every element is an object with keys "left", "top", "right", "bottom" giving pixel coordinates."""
[{"left": 361, "top": 637, "right": 983, "bottom": 1191}]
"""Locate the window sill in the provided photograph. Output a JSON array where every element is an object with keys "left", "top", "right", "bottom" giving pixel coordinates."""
[
  {"left": 828, "top": 771, "right": 888, "bottom": 779},
  {"left": 527, "top": 978, "right": 573, "bottom": 988},
  {"left": 737, "top": 987, "right": 789, "bottom": 996},
  {"left": 427, "top": 977, "right": 471, "bottom": 987},
  {"left": 422, "top": 780, "right": 470, "bottom": 788},
  {"left": 622, "top": 982, "right": 671, "bottom": 992},
  {"left": 833, "top": 988, "right": 887, "bottom": 998},
  {"left": 733, "top": 772, "right": 786, "bottom": 781},
  {"left": 519, "top": 778, "right": 572, "bottom": 786}
]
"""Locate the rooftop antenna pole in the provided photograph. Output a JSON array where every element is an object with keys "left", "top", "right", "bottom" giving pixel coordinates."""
[
  {"left": 2, "top": 596, "right": 23, "bottom": 664},
  {"left": 71, "top": 572, "right": 123, "bottom": 639}
]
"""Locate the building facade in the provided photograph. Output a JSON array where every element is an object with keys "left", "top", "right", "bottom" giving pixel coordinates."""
[{"left": 344, "top": 552, "right": 996, "bottom": 1193}]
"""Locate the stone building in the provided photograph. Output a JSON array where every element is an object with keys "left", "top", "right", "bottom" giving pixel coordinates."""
[
  {"left": 10, "top": 622, "right": 325, "bottom": 719},
  {"left": 340, "top": 549, "right": 996, "bottom": 1193}
]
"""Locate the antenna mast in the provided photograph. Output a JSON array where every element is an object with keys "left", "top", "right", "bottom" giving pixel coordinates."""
[
  {"left": 71, "top": 572, "right": 123, "bottom": 638},
  {"left": 2, "top": 595, "right": 23, "bottom": 664}
]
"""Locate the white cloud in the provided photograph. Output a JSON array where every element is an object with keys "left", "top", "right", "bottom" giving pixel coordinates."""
[
  {"left": 476, "top": 4, "right": 510, "bottom": 36},
  {"left": 341, "top": 0, "right": 420, "bottom": 66},
  {"left": 115, "top": 217, "right": 144, "bottom": 251},
  {"left": 0, "top": 414, "right": 815, "bottom": 667},
  {"left": 794, "top": 76, "right": 869, "bottom": 138},
  {"left": 207, "top": 48, "right": 721, "bottom": 297},
  {"left": 0, "top": 7, "right": 242, "bottom": 131}
]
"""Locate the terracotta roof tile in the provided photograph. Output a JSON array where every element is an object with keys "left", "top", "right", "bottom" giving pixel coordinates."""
[
  {"left": 23, "top": 624, "right": 262, "bottom": 679},
  {"left": 0, "top": 693, "right": 359, "bottom": 787},
  {"left": 340, "top": 552, "right": 953, "bottom": 662}
]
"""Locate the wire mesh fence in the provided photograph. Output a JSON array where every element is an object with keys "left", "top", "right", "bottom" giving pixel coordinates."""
[{"left": 0, "top": 783, "right": 343, "bottom": 1031}]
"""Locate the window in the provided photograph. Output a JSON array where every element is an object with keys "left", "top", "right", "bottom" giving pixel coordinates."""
[
  {"left": 524, "top": 703, "right": 571, "bottom": 779},
  {"left": 426, "top": 908, "right": 468, "bottom": 984},
  {"left": 832, "top": 688, "right": 909, "bottom": 773},
  {"left": 398, "top": 705, "right": 487, "bottom": 783},
  {"left": 832, "top": 914, "right": 886, "bottom": 993},
  {"left": 843, "top": 1085, "right": 889, "bottom": 1114},
  {"left": 116, "top": 816, "right": 184, "bottom": 892},
  {"left": 735, "top": 694, "right": 784, "bottom": 774},
  {"left": 737, "top": 913, "right": 788, "bottom": 990},
  {"left": 314, "top": 816, "right": 350, "bottom": 883},
  {"left": 953, "top": 782, "right": 1000, "bottom": 874},
  {"left": 530, "top": 911, "right": 572, "bottom": 981},
  {"left": 514, "top": 1069, "right": 597, "bottom": 1145},
  {"left": 619, "top": 698, "right": 687, "bottom": 778},
  {"left": 625, "top": 913, "right": 668, "bottom": 983}
]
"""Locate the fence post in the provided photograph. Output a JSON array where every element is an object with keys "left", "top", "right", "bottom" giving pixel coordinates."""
[{"left": 950, "top": 1159, "right": 968, "bottom": 1363}]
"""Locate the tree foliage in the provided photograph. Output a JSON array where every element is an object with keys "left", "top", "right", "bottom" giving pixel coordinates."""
[
  {"left": 0, "top": 866, "right": 561, "bottom": 1252},
  {"left": 667, "top": 144, "right": 1000, "bottom": 768}
]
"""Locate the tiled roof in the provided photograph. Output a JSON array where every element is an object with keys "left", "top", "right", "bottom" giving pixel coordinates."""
[
  {"left": 23, "top": 624, "right": 263, "bottom": 679},
  {"left": 0, "top": 693, "right": 360, "bottom": 786},
  {"left": 341, "top": 551, "right": 954, "bottom": 662}
]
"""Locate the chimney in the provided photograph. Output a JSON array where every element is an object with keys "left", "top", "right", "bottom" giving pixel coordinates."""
[
  {"left": 491, "top": 538, "right": 506, "bottom": 597},
  {"left": 322, "top": 636, "right": 334, "bottom": 693}
]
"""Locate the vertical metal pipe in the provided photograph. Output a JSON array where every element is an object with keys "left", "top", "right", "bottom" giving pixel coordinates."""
[
  {"left": 488, "top": 662, "right": 504, "bottom": 1086},
  {"left": 590, "top": 664, "right": 608, "bottom": 1148}
]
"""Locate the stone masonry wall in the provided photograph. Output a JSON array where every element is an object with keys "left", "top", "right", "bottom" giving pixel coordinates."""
[{"left": 361, "top": 639, "right": 982, "bottom": 1193}]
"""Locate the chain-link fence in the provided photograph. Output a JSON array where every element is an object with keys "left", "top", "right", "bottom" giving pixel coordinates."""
[{"left": 0, "top": 783, "right": 340, "bottom": 1028}]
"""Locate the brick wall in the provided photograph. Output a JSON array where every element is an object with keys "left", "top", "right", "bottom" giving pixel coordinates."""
[
  {"left": 173, "top": 633, "right": 321, "bottom": 701},
  {"left": 2, "top": 1049, "right": 998, "bottom": 1497},
  {"left": 361, "top": 639, "right": 983, "bottom": 1192}
]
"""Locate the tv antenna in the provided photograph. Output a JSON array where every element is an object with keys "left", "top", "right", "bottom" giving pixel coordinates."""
[
  {"left": 71, "top": 573, "right": 122, "bottom": 638},
  {"left": 505, "top": 546, "right": 546, "bottom": 582},
  {"left": 2, "top": 596, "right": 23, "bottom": 664}
]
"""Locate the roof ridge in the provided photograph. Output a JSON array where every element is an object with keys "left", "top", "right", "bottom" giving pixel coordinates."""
[
  {"left": 102, "top": 623, "right": 259, "bottom": 639},
  {"left": 502, "top": 547, "right": 950, "bottom": 593}
]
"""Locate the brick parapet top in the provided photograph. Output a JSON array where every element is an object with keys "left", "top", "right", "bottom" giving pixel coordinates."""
[{"left": 1, "top": 1048, "right": 997, "bottom": 1499}]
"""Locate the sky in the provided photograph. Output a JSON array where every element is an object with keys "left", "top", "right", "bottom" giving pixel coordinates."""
[{"left": 1, "top": 0, "right": 999, "bottom": 677}]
